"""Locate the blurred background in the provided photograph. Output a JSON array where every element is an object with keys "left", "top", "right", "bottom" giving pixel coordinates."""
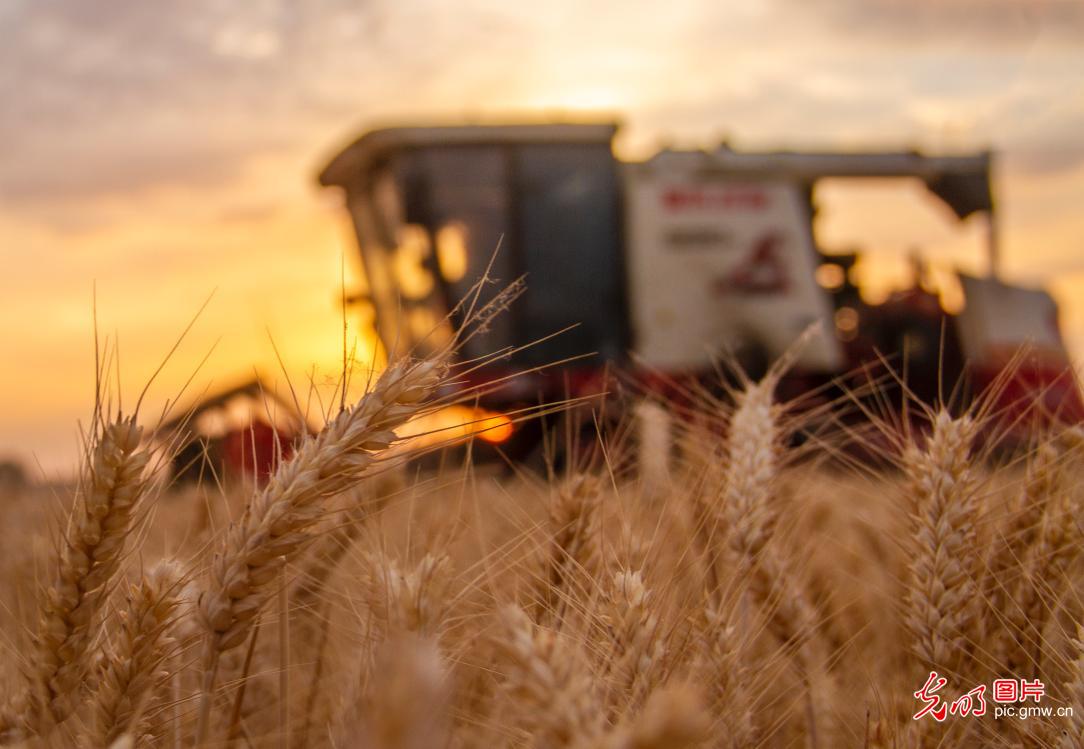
[{"left": 1, "top": 0, "right": 1082, "bottom": 476}]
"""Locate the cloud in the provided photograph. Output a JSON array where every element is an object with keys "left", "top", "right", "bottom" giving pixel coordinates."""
[
  {"left": 997, "top": 99, "right": 1084, "bottom": 175},
  {"left": 0, "top": 0, "right": 381, "bottom": 205},
  {"left": 782, "top": 0, "right": 1084, "bottom": 44},
  {"left": 2, "top": 0, "right": 1083, "bottom": 225}
]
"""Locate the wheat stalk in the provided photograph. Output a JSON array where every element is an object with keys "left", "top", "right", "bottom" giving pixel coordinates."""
[
  {"left": 723, "top": 377, "right": 778, "bottom": 560},
  {"left": 194, "top": 356, "right": 446, "bottom": 743},
  {"left": 90, "top": 561, "right": 183, "bottom": 747},
  {"left": 494, "top": 604, "right": 604, "bottom": 748},
  {"left": 292, "top": 483, "right": 392, "bottom": 748},
  {"left": 983, "top": 440, "right": 1060, "bottom": 660},
  {"left": 696, "top": 603, "right": 756, "bottom": 747},
  {"left": 291, "top": 472, "right": 402, "bottom": 614},
  {"left": 1, "top": 416, "right": 151, "bottom": 740},
  {"left": 363, "top": 552, "right": 453, "bottom": 640},
  {"left": 722, "top": 372, "right": 825, "bottom": 747},
  {"left": 1012, "top": 483, "right": 1082, "bottom": 674},
  {"left": 602, "top": 569, "right": 665, "bottom": 715},
  {"left": 904, "top": 410, "right": 982, "bottom": 678},
  {"left": 539, "top": 474, "right": 603, "bottom": 622},
  {"left": 681, "top": 417, "right": 728, "bottom": 604},
  {"left": 722, "top": 375, "right": 816, "bottom": 648}
]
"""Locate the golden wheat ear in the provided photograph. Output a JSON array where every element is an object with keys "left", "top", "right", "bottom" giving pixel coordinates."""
[
  {"left": 720, "top": 362, "right": 830, "bottom": 746},
  {"left": 0, "top": 415, "right": 153, "bottom": 741},
  {"left": 903, "top": 410, "right": 983, "bottom": 679},
  {"left": 538, "top": 473, "right": 603, "bottom": 624},
  {"left": 696, "top": 604, "right": 757, "bottom": 746},
  {"left": 192, "top": 353, "right": 450, "bottom": 743},
  {"left": 363, "top": 551, "right": 453, "bottom": 640},
  {"left": 89, "top": 561, "right": 184, "bottom": 746},
  {"left": 492, "top": 604, "right": 604, "bottom": 746},
  {"left": 602, "top": 568, "right": 667, "bottom": 717}
]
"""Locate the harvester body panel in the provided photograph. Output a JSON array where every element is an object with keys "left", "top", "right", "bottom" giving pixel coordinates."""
[
  {"left": 956, "top": 274, "right": 1084, "bottom": 423},
  {"left": 624, "top": 164, "right": 843, "bottom": 372}
]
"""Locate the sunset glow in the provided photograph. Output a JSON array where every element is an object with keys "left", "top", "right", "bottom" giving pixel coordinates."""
[{"left": 2, "top": 0, "right": 1083, "bottom": 473}]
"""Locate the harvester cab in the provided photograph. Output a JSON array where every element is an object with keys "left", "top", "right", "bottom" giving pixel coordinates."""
[
  {"left": 318, "top": 124, "right": 629, "bottom": 386},
  {"left": 319, "top": 121, "right": 1082, "bottom": 443}
]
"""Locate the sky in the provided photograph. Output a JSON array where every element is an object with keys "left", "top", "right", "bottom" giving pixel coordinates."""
[{"left": 1, "top": 0, "right": 1083, "bottom": 475}]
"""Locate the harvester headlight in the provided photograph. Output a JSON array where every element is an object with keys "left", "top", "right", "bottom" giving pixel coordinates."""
[
  {"left": 835, "top": 307, "right": 859, "bottom": 341},
  {"left": 815, "top": 263, "right": 846, "bottom": 291},
  {"left": 397, "top": 405, "right": 514, "bottom": 448}
]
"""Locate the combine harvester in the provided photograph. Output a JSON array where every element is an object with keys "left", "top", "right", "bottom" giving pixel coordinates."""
[{"left": 318, "top": 121, "right": 1082, "bottom": 455}]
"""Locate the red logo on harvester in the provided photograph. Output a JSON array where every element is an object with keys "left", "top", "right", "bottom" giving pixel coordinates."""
[
  {"left": 716, "top": 233, "right": 790, "bottom": 294},
  {"left": 662, "top": 186, "right": 768, "bottom": 211}
]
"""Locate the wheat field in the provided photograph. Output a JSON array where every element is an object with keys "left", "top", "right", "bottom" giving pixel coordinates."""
[{"left": 1, "top": 332, "right": 1083, "bottom": 749}]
